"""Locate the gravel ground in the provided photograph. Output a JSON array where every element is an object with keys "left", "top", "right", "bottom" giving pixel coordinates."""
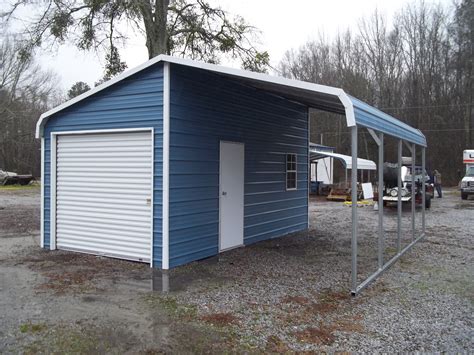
[{"left": 0, "top": 186, "right": 472, "bottom": 352}]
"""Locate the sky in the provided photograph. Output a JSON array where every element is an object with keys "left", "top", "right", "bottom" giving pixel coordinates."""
[{"left": 5, "top": 0, "right": 451, "bottom": 91}]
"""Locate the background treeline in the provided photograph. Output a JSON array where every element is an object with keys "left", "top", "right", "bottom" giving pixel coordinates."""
[
  {"left": 0, "top": 38, "right": 61, "bottom": 177},
  {"left": 280, "top": 0, "right": 472, "bottom": 185},
  {"left": 1, "top": 0, "right": 472, "bottom": 184}
]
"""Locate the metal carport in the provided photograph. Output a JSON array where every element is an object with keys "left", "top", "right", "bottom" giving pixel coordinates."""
[{"left": 36, "top": 55, "right": 427, "bottom": 294}]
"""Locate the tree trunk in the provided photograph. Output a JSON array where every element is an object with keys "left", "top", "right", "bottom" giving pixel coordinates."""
[{"left": 140, "top": 0, "right": 170, "bottom": 59}]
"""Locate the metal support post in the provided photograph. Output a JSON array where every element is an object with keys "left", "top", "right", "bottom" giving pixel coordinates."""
[
  {"left": 397, "top": 140, "right": 402, "bottom": 252},
  {"left": 351, "top": 126, "right": 358, "bottom": 294},
  {"left": 422, "top": 147, "right": 426, "bottom": 235},
  {"left": 378, "top": 133, "right": 384, "bottom": 269},
  {"left": 411, "top": 144, "right": 416, "bottom": 240}
]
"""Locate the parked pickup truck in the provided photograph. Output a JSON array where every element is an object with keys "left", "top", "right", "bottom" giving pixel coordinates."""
[
  {"left": 0, "top": 169, "right": 34, "bottom": 186},
  {"left": 460, "top": 150, "right": 474, "bottom": 200}
]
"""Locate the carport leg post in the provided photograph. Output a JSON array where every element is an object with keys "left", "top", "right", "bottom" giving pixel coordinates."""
[
  {"left": 397, "top": 140, "right": 402, "bottom": 253},
  {"left": 411, "top": 144, "right": 416, "bottom": 240},
  {"left": 351, "top": 126, "right": 358, "bottom": 294},
  {"left": 378, "top": 133, "right": 384, "bottom": 269},
  {"left": 422, "top": 147, "right": 426, "bottom": 235}
]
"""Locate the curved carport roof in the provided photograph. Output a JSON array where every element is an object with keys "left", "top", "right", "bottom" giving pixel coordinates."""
[{"left": 310, "top": 149, "right": 377, "bottom": 171}]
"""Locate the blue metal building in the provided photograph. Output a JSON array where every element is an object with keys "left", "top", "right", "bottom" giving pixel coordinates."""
[{"left": 37, "top": 56, "right": 427, "bottom": 292}]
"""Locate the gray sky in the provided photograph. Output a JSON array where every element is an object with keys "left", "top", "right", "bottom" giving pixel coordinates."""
[{"left": 28, "top": 0, "right": 449, "bottom": 91}]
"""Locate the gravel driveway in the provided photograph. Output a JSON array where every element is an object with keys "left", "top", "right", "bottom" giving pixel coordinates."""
[{"left": 0, "top": 186, "right": 472, "bottom": 352}]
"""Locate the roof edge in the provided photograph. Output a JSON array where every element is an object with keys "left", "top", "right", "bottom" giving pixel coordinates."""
[
  {"left": 36, "top": 54, "right": 346, "bottom": 138},
  {"left": 35, "top": 54, "right": 167, "bottom": 138}
]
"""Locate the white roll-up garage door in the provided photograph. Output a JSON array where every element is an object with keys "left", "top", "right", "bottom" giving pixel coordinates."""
[{"left": 55, "top": 131, "right": 153, "bottom": 262}]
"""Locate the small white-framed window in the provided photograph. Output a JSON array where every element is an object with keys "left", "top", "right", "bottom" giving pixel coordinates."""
[{"left": 286, "top": 153, "right": 297, "bottom": 190}]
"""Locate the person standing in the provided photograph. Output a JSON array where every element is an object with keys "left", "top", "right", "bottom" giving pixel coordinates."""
[{"left": 434, "top": 169, "right": 442, "bottom": 198}]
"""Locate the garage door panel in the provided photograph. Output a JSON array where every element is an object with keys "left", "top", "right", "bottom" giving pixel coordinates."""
[
  {"left": 57, "top": 200, "right": 150, "bottom": 212},
  {"left": 57, "top": 182, "right": 151, "bottom": 192},
  {"left": 55, "top": 131, "right": 152, "bottom": 262},
  {"left": 57, "top": 243, "right": 149, "bottom": 261},
  {"left": 57, "top": 208, "right": 151, "bottom": 224},
  {"left": 57, "top": 232, "right": 150, "bottom": 248},
  {"left": 56, "top": 192, "right": 150, "bottom": 203},
  {"left": 56, "top": 177, "right": 152, "bottom": 186},
  {"left": 57, "top": 219, "right": 150, "bottom": 235},
  {"left": 57, "top": 172, "right": 152, "bottom": 179},
  {"left": 57, "top": 225, "right": 150, "bottom": 240},
  {"left": 57, "top": 204, "right": 150, "bottom": 217}
]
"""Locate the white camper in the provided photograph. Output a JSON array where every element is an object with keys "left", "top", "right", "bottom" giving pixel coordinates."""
[{"left": 460, "top": 149, "right": 474, "bottom": 200}]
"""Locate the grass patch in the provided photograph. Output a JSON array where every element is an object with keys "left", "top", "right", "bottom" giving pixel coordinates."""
[
  {"left": 22, "top": 324, "right": 136, "bottom": 354},
  {"left": 0, "top": 183, "right": 39, "bottom": 191},
  {"left": 19, "top": 322, "right": 47, "bottom": 334},
  {"left": 142, "top": 294, "right": 198, "bottom": 319}
]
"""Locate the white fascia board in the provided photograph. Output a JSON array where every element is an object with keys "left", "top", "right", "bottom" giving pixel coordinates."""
[
  {"left": 36, "top": 54, "right": 345, "bottom": 138},
  {"left": 338, "top": 91, "right": 356, "bottom": 127}
]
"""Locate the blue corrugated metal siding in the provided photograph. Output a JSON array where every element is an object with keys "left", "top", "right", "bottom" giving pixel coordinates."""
[
  {"left": 169, "top": 64, "right": 309, "bottom": 268},
  {"left": 350, "top": 95, "right": 427, "bottom": 146},
  {"left": 43, "top": 64, "right": 164, "bottom": 266}
]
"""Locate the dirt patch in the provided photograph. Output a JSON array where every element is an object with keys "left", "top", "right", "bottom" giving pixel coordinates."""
[
  {"left": 295, "top": 325, "right": 336, "bottom": 345},
  {"left": 294, "top": 317, "right": 365, "bottom": 346},
  {"left": 282, "top": 295, "right": 312, "bottom": 305},
  {"left": 200, "top": 312, "right": 239, "bottom": 327},
  {"left": 265, "top": 335, "right": 292, "bottom": 353},
  {"left": 17, "top": 250, "right": 148, "bottom": 295}
]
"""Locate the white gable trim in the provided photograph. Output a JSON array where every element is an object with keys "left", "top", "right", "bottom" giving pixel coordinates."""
[{"left": 35, "top": 55, "right": 350, "bottom": 138}]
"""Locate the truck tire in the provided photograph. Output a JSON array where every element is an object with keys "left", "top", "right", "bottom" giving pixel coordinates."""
[
  {"left": 461, "top": 192, "right": 468, "bottom": 200},
  {"left": 425, "top": 196, "right": 431, "bottom": 209}
]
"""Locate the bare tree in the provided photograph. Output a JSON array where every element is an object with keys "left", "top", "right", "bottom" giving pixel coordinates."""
[
  {"left": 0, "top": 37, "right": 60, "bottom": 175},
  {"left": 279, "top": 1, "right": 473, "bottom": 184}
]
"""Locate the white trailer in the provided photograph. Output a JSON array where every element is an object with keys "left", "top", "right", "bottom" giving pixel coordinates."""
[{"left": 460, "top": 149, "right": 474, "bottom": 200}]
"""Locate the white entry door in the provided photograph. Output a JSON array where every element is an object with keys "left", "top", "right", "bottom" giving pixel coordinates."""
[{"left": 219, "top": 141, "right": 245, "bottom": 251}]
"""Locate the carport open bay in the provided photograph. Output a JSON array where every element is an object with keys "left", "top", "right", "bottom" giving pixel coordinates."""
[{"left": 0, "top": 186, "right": 472, "bottom": 352}]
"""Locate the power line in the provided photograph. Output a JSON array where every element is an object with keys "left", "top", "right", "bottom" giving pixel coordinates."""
[
  {"left": 318, "top": 128, "right": 472, "bottom": 136},
  {"left": 380, "top": 103, "right": 473, "bottom": 110}
]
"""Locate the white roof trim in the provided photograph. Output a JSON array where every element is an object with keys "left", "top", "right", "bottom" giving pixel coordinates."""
[
  {"left": 310, "top": 149, "right": 377, "bottom": 170},
  {"left": 36, "top": 54, "right": 352, "bottom": 138}
]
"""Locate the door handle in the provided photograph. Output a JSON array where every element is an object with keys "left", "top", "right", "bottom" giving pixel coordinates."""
[{"left": 222, "top": 191, "right": 227, "bottom": 196}]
